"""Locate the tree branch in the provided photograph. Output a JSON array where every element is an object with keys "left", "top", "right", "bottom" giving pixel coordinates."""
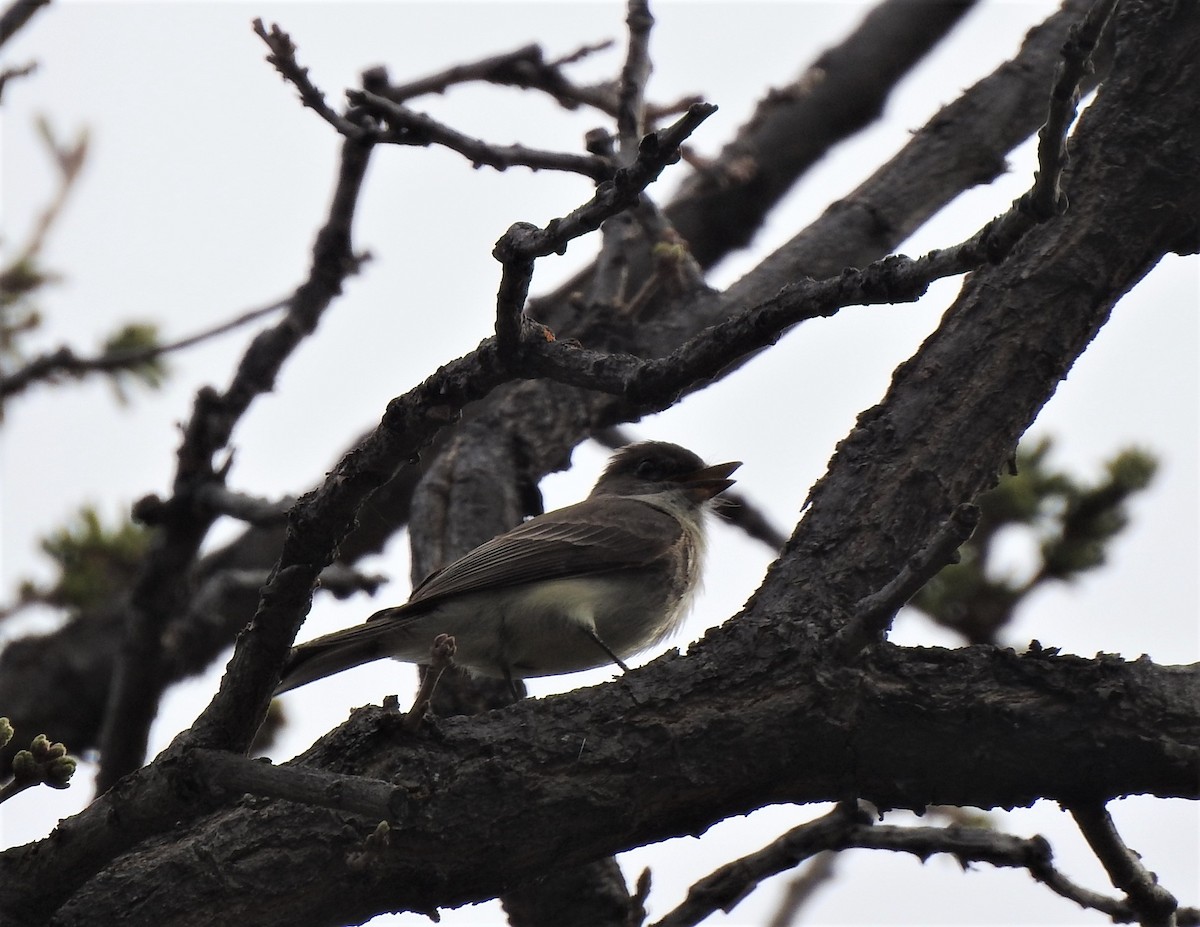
[
  {"left": 0, "top": 0, "right": 1087, "bottom": 760},
  {"left": 252, "top": 18, "right": 364, "bottom": 138},
  {"left": 836, "top": 503, "right": 980, "bottom": 657},
  {"left": 0, "top": 0, "right": 48, "bottom": 50},
  {"left": 10, "top": 647, "right": 1194, "bottom": 925},
  {"left": 1069, "top": 803, "right": 1180, "bottom": 927},
  {"left": 347, "top": 89, "right": 613, "bottom": 179},
  {"left": 0, "top": 298, "right": 289, "bottom": 402},
  {"left": 94, "top": 134, "right": 374, "bottom": 794},
  {"left": 173, "top": 100, "right": 715, "bottom": 770},
  {"left": 186, "top": 749, "right": 412, "bottom": 823}
]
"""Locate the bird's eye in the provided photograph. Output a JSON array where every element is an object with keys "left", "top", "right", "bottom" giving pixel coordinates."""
[{"left": 635, "top": 457, "right": 659, "bottom": 478}]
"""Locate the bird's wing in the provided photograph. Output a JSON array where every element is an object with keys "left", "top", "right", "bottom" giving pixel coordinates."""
[{"left": 381, "top": 497, "right": 682, "bottom": 616}]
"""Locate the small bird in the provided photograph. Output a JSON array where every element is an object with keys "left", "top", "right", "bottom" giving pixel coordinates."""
[{"left": 275, "top": 441, "right": 739, "bottom": 694}]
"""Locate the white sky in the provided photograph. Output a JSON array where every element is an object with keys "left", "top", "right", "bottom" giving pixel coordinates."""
[{"left": 1, "top": 2, "right": 1197, "bottom": 925}]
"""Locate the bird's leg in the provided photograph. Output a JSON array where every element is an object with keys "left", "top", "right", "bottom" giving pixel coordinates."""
[{"left": 582, "top": 627, "right": 631, "bottom": 673}]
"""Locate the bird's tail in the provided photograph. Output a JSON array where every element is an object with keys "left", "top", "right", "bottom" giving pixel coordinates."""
[{"left": 274, "top": 618, "right": 407, "bottom": 695}]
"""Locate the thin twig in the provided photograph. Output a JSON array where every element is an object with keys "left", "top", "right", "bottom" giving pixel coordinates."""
[
  {"left": 765, "top": 851, "right": 839, "bottom": 927},
  {"left": 656, "top": 806, "right": 1195, "bottom": 927},
  {"left": 0, "top": 60, "right": 35, "bottom": 100},
  {"left": 252, "top": 18, "right": 365, "bottom": 138},
  {"left": 403, "top": 634, "right": 456, "bottom": 732},
  {"left": 616, "top": 0, "right": 654, "bottom": 155},
  {"left": 1028, "top": 0, "right": 1119, "bottom": 219},
  {"left": 347, "top": 89, "right": 612, "bottom": 179},
  {"left": 95, "top": 134, "right": 375, "bottom": 795},
  {"left": 492, "top": 101, "right": 716, "bottom": 357},
  {"left": 836, "top": 503, "right": 980, "bottom": 657},
  {"left": 1069, "top": 803, "right": 1179, "bottom": 927},
  {"left": 194, "top": 485, "right": 295, "bottom": 526},
  {"left": 654, "top": 804, "right": 866, "bottom": 927},
  {"left": 0, "top": 298, "right": 289, "bottom": 402},
  {"left": 511, "top": 5, "right": 1111, "bottom": 413},
  {"left": 381, "top": 40, "right": 614, "bottom": 111}
]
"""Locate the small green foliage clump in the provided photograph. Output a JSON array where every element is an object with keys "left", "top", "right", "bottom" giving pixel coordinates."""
[
  {"left": 101, "top": 321, "right": 168, "bottom": 402},
  {"left": 21, "top": 506, "right": 149, "bottom": 612},
  {"left": 912, "top": 438, "right": 1157, "bottom": 643}
]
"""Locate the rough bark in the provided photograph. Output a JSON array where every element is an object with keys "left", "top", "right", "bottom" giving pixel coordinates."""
[{"left": 1, "top": 0, "right": 1197, "bottom": 924}]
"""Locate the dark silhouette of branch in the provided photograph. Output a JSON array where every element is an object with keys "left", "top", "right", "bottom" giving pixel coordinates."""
[
  {"left": 720, "top": 0, "right": 1103, "bottom": 305},
  {"left": 665, "top": 0, "right": 980, "bottom": 270},
  {"left": 0, "top": 0, "right": 48, "bottom": 49},
  {"left": 837, "top": 503, "right": 980, "bottom": 657},
  {"left": 1069, "top": 803, "right": 1181, "bottom": 927},
  {"left": 659, "top": 803, "right": 1198, "bottom": 927},
  {"left": 252, "top": 18, "right": 363, "bottom": 138},
  {"left": 0, "top": 298, "right": 289, "bottom": 402},
  {"left": 94, "top": 134, "right": 375, "bottom": 794},
  {"left": 764, "top": 852, "right": 839, "bottom": 927},
  {"left": 0, "top": 59, "right": 34, "bottom": 99},
  {"left": 347, "top": 88, "right": 613, "bottom": 178}
]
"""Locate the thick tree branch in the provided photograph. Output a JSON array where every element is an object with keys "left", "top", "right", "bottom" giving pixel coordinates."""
[
  {"left": 11, "top": 647, "right": 1195, "bottom": 925},
  {"left": 174, "top": 101, "right": 715, "bottom": 768},
  {"left": 665, "top": 0, "right": 979, "bottom": 269},
  {"left": 0, "top": 0, "right": 1080, "bottom": 757},
  {"left": 720, "top": 0, "right": 1103, "bottom": 304}
]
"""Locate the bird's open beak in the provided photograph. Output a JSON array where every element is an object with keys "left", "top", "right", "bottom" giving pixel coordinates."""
[{"left": 679, "top": 460, "right": 741, "bottom": 500}]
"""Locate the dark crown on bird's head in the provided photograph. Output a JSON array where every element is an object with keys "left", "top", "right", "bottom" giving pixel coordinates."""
[{"left": 593, "top": 441, "right": 741, "bottom": 501}]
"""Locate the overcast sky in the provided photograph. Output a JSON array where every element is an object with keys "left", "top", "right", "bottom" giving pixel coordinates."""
[{"left": 2, "top": 2, "right": 1196, "bottom": 925}]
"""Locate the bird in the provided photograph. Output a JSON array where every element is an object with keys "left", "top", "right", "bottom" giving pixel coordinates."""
[{"left": 274, "top": 441, "right": 740, "bottom": 694}]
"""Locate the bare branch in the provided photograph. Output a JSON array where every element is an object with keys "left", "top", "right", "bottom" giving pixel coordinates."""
[
  {"left": 836, "top": 503, "right": 980, "bottom": 657},
  {"left": 0, "top": 298, "right": 289, "bottom": 403},
  {"left": 403, "top": 634, "right": 456, "bottom": 732},
  {"left": 187, "top": 748, "right": 411, "bottom": 822},
  {"left": 765, "top": 852, "right": 839, "bottom": 927},
  {"left": 347, "top": 88, "right": 612, "bottom": 179},
  {"left": 492, "top": 101, "right": 716, "bottom": 355},
  {"left": 1, "top": 116, "right": 88, "bottom": 271},
  {"left": 515, "top": 8, "right": 1112, "bottom": 417},
  {"left": 658, "top": 805, "right": 1196, "bottom": 927},
  {"left": 379, "top": 39, "right": 622, "bottom": 113},
  {"left": 1069, "top": 803, "right": 1180, "bottom": 927},
  {"left": 0, "top": 0, "right": 48, "bottom": 50},
  {"left": 193, "top": 485, "right": 295, "bottom": 527},
  {"left": 0, "top": 59, "right": 35, "bottom": 100},
  {"left": 95, "top": 134, "right": 375, "bottom": 794},
  {"left": 1029, "top": 0, "right": 1119, "bottom": 218},
  {"left": 251, "top": 18, "right": 364, "bottom": 138},
  {"left": 616, "top": 0, "right": 654, "bottom": 153},
  {"left": 654, "top": 803, "right": 867, "bottom": 927}
]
